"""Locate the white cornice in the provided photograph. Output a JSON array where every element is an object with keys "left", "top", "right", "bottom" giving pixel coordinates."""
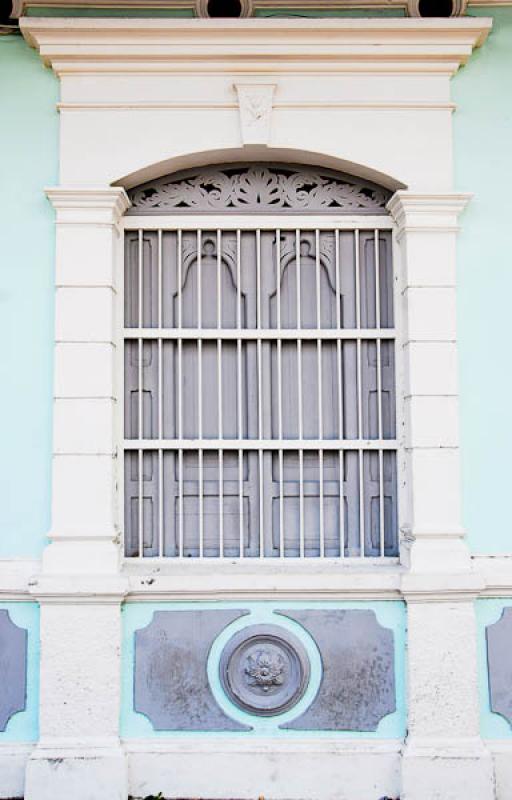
[{"left": 20, "top": 17, "right": 492, "bottom": 77}]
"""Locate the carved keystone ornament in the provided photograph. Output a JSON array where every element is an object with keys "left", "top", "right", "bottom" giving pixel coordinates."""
[{"left": 220, "top": 624, "right": 310, "bottom": 716}]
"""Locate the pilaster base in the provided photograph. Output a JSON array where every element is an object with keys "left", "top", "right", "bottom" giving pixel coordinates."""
[
  {"left": 25, "top": 741, "right": 127, "bottom": 800},
  {"left": 401, "top": 738, "right": 495, "bottom": 800},
  {"left": 41, "top": 538, "right": 121, "bottom": 575},
  {"left": 401, "top": 531, "right": 472, "bottom": 574}
]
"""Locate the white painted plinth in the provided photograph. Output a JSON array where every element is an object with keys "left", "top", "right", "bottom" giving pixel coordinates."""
[
  {"left": 25, "top": 591, "right": 127, "bottom": 800},
  {"left": 126, "top": 739, "right": 401, "bottom": 800},
  {"left": 25, "top": 742, "right": 127, "bottom": 800}
]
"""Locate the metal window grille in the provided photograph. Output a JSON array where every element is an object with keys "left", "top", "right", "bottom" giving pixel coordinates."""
[{"left": 123, "top": 221, "right": 398, "bottom": 560}]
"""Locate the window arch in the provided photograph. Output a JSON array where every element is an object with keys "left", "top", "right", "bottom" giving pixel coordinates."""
[{"left": 123, "top": 163, "right": 398, "bottom": 560}]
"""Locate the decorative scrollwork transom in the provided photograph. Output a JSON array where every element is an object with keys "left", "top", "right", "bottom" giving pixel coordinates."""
[{"left": 127, "top": 163, "right": 391, "bottom": 214}]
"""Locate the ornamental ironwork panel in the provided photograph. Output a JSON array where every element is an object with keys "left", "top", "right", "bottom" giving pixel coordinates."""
[
  {"left": 127, "top": 164, "right": 391, "bottom": 215},
  {"left": 123, "top": 227, "right": 398, "bottom": 559}
]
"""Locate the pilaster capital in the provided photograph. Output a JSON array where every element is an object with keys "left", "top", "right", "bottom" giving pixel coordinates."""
[
  {"left": 387, "top": 191, "right": 472, "bottom": 238},
  {"left": 45, "top": 186, "right": 131, "bottom": 226}
]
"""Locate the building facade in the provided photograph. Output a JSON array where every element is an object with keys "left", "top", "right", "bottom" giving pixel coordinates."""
[{"left": 1, "top": 1, "right": 512, "bottom": 799}]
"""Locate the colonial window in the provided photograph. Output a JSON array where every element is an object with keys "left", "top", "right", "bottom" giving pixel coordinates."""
[{"left": 123, "top": 163, "right": 398, "bottom": 560}]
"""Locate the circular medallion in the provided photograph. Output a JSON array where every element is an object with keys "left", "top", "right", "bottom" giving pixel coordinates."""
[{"left": 219, "top": 625, "right": 310, "bottom": 717}]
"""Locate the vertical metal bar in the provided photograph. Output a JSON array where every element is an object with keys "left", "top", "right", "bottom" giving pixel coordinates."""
[
  {"left": 178, "top": 230, "right": 184, "bottom": 558},
  {"left": 178, "top": 229, "right": 183, "bottom": 329},
  {"left": 355, "top": 230, "right": 365, "bottom": 557},
  {"left": 158, "top": 230, "right": 163, "bottom": 557},
  {"left": 239, "top": 449, "right": 244, "bottom": 558},
  {"left": 335, "top": 230, "right": 345, "bottom": 558},
  {"left": 276, "top": 230, "right": 284, "bottom": 557},
  {"left": 296, "top": 230, "right": 304, "bottom": 557},
  {"left": 315, "top": 230, "right": 324, "bottom": 557},
  {"left": 236, "top": 230, "right": 243, "bottom": 557},
  {"left": 375, "top": 229, "right": 385, "bottom": 558},
  {"left": 197, "top": 230, "right": 204, "bottom": 557},
  {"left": 335, "top": 229, "right": 343, "bottom": 564},
  {"left": 256, "top": 229, "right": 263, "bottom": 557},
  {"left": 137, "top": 229, "right": 143, "bottom": 558},
  {"left": 217, "top": 230, "right": 224, "bottom": 556},
  {"left": 178, "top": 448, "right": 184, "bottom": 558}
]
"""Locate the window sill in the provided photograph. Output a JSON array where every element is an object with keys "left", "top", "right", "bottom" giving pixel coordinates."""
[{"left": 122, "top": 558, "right": 403, "bottom": 600}]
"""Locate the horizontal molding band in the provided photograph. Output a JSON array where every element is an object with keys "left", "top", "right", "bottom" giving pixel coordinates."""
[{"left": 56, "top": 100, "right": 457, "bottom": 111}]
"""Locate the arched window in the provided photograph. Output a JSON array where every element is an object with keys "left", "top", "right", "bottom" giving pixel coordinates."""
[{"left": 123, "top": 163, "right": 398, "bottom": 559}]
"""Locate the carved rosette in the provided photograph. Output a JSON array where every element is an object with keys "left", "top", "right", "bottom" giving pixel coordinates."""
[{"left": 219, "top": 624, "right": 310, "bottom": 716}]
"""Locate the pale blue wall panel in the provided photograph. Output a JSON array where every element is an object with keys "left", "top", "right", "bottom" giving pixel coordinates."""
[
  {"left": 453, "top": 9, "right": 512, "bottom": 554},
  {"left": 121, "top": 600, "right": 406, "bottom": 738},
  {"left": 0, "top": 603, "right": 39, "bottom": 742},
  {"left": 0, "top": 37, "right": 58, "bottom": 558}
]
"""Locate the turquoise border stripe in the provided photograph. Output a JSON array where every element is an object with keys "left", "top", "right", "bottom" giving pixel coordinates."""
[
  {"left": 121, "top": 600, "right": 406, "bottom": 739},
  {"left": 25, "top": 6, "right": 196, "bottom": 16},
  {"left": 476, "top": 599, "right": 512, "bottom": 739},
  {"left": 255, "top": 7, "right": 405, "bottom": 16},
  {"left": 0, "top": 603, "right": 40, "bottom": 743}
]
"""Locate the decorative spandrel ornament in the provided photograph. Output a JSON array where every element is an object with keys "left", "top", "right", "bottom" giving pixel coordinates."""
[
  {"left": 127, "top": 163, "right": 391, "bottom": 215},
  {"left": 235, "top": 84, "right": 276, "bottom": 146},
  {"left": 219, "top": 624, "right": 310, "bottom": 716}
]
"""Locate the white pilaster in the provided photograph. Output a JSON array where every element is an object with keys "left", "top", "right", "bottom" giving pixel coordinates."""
[
  {"left": 400, "top": 592, "right": 494, "bottom": 800},
  {"left": 25, "top": 582, "right": 127, "bottom": 800},
  {"left": 43, "top": 188, "right": 130, "bottom": 575},
  {"left": 389, "top": 193, "right": 494, "bottom": 800},
  {"left": 387, "top": 192, "right": 472, "bottom": 574}
]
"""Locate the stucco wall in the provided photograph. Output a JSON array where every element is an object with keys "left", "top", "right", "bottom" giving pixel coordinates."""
[
  {"left": 454, "top": 8, "right": 512, "bottom": 554},
  {"left": 0, "top": 36, "right": 58, "bottom": 559}
]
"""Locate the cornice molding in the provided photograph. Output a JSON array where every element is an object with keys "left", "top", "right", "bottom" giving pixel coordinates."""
[
  {"left": 387, "top": 191, "right": 472, "bottom": 237},
  {"left": 46, "top": 186, "right": 131, "bottom": 224},
  {"left": 20, "top": 17, "right": 492, "bottom": 77}
]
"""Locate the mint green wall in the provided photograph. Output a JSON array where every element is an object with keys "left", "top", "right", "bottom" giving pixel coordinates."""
[
  {"left": 0, "top": 37, "right": 58, "bottom": 558},
  {"left": 453, "top": 9, "right": 512, "bottom": 554}
]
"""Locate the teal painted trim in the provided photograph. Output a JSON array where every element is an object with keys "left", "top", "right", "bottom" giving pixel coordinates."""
[
  {"left": 25, "top": 4, "right": 405, "bottom": 16},
  {"left": 25, "top": 6, "right": 196, "bottom": 16},
  {"left": 476, "top": 599, "right": 512, "bottom": 739},
  {"left": 121, "top": 600, "right": 406, "bottom": 739},
  {"left": 0, "top": 38, "right": 58, "bottom": 558},
  {"left": 453, "top": 9, "right": 512, "bottom": 554},
  {"left": 0, "top": 603, "right": 39, "bottom": 743},
  {"left": 254, "top": 7, "right": 406, "bottom": 16}
]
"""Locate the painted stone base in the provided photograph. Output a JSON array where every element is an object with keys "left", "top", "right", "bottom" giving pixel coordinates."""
[
  {"left": 125, "top": 740, "right": 401, "bottom": 800},
  {"left": 24, "top": 743, "right": 127, "bottom": 800},
  {"left": 0, "top": 744, "right": 33, "bottom": 800},
  {"left": 490, "top": 742, "right": 512, "bottom": 800},
  {"left": 401, "top": 739, "right": 495, "bottom": 800}
]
